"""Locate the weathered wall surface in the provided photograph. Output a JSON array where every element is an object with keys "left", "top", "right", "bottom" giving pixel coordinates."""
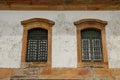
[{"left": 0, "top": 11, "right": 120, "bottom": 68}]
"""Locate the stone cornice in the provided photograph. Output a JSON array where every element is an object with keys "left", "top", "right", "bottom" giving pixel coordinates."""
[
  {"left": 74, "top": 19, "right": 107, "bottom": 26},
  {"left": 21, "top": 18, "right": 55, "bottom": 26}
]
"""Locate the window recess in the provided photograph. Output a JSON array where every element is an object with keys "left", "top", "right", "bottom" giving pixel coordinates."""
[
  {"left": 74, "top": 19, "right": 108, "bottom": 68},
  {"left": 21, "top": 18, "right": 54, "bottom": 67}
]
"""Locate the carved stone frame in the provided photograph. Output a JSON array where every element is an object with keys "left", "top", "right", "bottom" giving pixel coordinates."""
[
  {"left": 21, "top": 18, "right": 55, "bottom": 67},
  {"left": 74, "top": 19, "right": 108, "bottom": 68}
]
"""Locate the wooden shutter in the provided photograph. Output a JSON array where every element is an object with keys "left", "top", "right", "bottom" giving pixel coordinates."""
[
  {"left": 26, "top": 28, "right": 48, "bottom": 62},
  {"left": 92, "top": 39, "right": 102, "bottom": 61},
  {"left": 82, "top": 39, "right": 91, "bottom": 61}
]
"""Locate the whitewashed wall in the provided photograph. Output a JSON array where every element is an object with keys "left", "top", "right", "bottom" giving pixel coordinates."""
[{"left": 0, "top": 11, "right": 120, "bottom": 68}]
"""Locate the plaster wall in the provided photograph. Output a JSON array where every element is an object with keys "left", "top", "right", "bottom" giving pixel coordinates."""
[{"left": 0, "top": 11, "right": 120, "bottom": 68}]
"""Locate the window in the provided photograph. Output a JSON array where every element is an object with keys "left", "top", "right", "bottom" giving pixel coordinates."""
[
  {"left": 74, "top": 19, "right": 108, "bottom": 68},
  {"left": 26, "top": 28, "right": 48, "bottom": 62},
  {"left": 81, "top": 29, "right": 102, "bottom": 62},
  {"left": 21, "top": 18, "right": 55, "bottom": 67}
]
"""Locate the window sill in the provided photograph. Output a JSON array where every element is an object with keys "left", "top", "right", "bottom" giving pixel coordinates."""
[
  {"left": 78, "top": 62, "right": 108, "bottom": 68},
  {"left": 28, "top": 62, "right": 51, "bottom": 67},
  {"left": 21, "top": 62, "right": 51, "bottom": 68}
]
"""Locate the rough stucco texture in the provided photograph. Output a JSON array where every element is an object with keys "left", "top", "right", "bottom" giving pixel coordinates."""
[{"left": 0, "top": 11, "right": 120, "bottom": 68}]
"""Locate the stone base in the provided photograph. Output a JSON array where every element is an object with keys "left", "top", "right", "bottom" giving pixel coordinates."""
[
  {"left": 1, "top": 67, "right": 120, "bottom": 80},
  {"left": 10, "top": 67, "right": 119, "bottom": 80},
  {"left": 0, "top": 68, "right": 12, "bottom": 80}
]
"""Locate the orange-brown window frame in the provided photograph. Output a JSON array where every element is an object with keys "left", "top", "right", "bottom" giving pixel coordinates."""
[
  {"left": 21, "top": 18, "right": 55, "bottom": 67},
  {"left": 74, "top": 19, "right": 108, "bottom": 68}
]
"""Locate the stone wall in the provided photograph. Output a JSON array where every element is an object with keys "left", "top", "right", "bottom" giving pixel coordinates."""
[{"left": 0, "top": 11, "right": 120, "bottom": 68}]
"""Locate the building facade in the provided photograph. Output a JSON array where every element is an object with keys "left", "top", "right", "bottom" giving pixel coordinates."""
[{"left": 0, "top": 11, "right": 120, "bottom": 79}]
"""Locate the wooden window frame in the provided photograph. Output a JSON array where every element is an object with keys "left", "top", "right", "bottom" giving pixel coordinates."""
[
  {"left": 74, "top": 19, "right": 108, "bottom": 68},
  {"left": 21, "top": 18, "right": 55, "bottom": 67}
]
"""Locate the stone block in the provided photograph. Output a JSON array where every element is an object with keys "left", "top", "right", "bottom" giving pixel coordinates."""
[
  {"left": 0, "top": 68, "right": 12, "bottom": 80},
  {"left": 111, "top": 69, "right": 120, "bottom": 76},
  {"left": 20, "top": 62, "right": 29, "bottom": 68},
  {"left": 93, "top": 68, "right": 112, "bottom": 76}
]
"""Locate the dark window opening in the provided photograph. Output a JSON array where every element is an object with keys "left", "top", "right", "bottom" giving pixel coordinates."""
[
  {"left": 26, "top": 28, "right": 48, "bottom": 62},
  {"left": 81, "top": 29, "right": 103, "bottom": 62}
]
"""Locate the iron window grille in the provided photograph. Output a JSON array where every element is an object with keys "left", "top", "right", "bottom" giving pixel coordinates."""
[{"left": 26, "top": 28, "right": 48, "bottom": 62}]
